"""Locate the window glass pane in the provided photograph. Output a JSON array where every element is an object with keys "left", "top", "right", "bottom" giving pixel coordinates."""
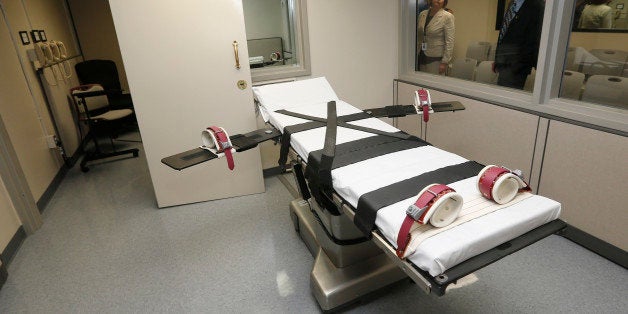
[
  {"left": 243, "top": 0, "right": 297, "bottom": 68},
  {"left": 415, "top": 0, "right": 545, "bottom": 92},
  {"left": 242, "top": 0, "right": 310, "bottom": 82},
  {"left": 561, "top": 1, "right": 628, "bottom": 110}
]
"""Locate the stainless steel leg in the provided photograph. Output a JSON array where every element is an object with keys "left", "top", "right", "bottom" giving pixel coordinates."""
[{"left": 310, "top": 248, "right": 407, "bottom": 311}]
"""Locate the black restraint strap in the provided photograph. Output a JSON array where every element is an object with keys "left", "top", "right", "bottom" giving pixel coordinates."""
[
  {"left": 277, "top": 110, "right": 414, "bottom": 140},
  {"left": 306, "top": 134, "right": 429, "bottom": 216},
  {"left": 307, "top": 134, "right": 429, "bottom": 172},
  {"left": 277, "top": 109, "right": 417, "bottom": 168},
  {"left": 318, "top": 101, "right": 338, "bottom": 191},
  {"left": 354, "top": 161, "right": 485, "bottom": 235},
  {"left": 277, "top": 111, "right": 371, "bottom": 168}
]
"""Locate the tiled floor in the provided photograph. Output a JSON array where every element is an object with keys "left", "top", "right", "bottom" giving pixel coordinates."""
[{"left": 0, "top": 136, "right": 626, "bottom": 313}]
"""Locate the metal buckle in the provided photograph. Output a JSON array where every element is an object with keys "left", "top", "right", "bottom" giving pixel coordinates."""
[
  {"left": 220, "top": 141, "right": 231, "bottom": 149},
  {"left": 512, "top": 169, "right": 524, "bottom": 180},
  {"left": 406, "top": 204, "right": 428, "bottom": 220},
  {"left": 503, "top": 166, "right": 525, "bottom": 180}
]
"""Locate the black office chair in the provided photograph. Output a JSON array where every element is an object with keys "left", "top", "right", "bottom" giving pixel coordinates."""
[
  {"left": 70, "top": 84, "right": 139, "bottom": 172},
  {"left": 75, "top": 59, "right": 133, "bottom": 110}
]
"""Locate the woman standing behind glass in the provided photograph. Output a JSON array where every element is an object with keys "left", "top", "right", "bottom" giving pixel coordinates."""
[
  {"left": 578, "top": 0, "right": 613, "bottom": 29},
  {"left": 417, "top": 0, "right": 455, "bottom": 75}
]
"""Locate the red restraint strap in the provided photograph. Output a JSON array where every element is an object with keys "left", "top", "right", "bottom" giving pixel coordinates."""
[
  {"left": 208, "top": 126, "right": 234, "bottom": 170},
  {"left": 418, "top": 89, "right": 430, "bottom": 123},
  {"left": 478, "top": 166, "right": 531, "bottom": 201},
  {"left": 478, "top": 166, "right": 509, "bottom": 200},
  {"left": 396, "top": 184, "right": 454, "bottom": 258}
]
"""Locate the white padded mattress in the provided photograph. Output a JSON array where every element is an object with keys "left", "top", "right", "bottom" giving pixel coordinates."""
[{"left": 253, "top": 78, "right": 561, "bottom": 276}]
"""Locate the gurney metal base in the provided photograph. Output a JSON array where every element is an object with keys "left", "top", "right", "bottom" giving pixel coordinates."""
[
  {"left": 290, "top": 198, "right": 381, "bottom": 266},
  {"left": 311, "top": 248, "right": 407, "bottom": 312},
  {"left": 290, "top": 198, "right": 406, "bottom": 311},
  {"left": 290, "top": 199, "right": 320, "bottom": 256}
]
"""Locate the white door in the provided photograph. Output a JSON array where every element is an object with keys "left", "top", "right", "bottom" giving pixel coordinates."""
[{"left": 109, "top": 0, "right": 264, "bottom": 207}]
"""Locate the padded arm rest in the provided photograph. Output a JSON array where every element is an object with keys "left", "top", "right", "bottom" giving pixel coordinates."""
[
  {"left": 364, "top": 101, "right": 465, "bottom": 118},
  {"left": 161, "top": 128, "right": 282, "bottom": 170},
  {"left": 73, "top": 89, "right": 114, "bottom": 99},
  {"left": 431, "top": 101, "right": 465, "bottom": 112},
  {"left": 161, "top": 148, "right": 218, "bottom": 171},
  {"left": 230, "top": 128, "right": 281, "bottom": 151},
  {"left": 71, "top": 84, "right": 124, "bottom": 99},
  {"left": 365, "top": 105, "right": 418, "bottom": 118}
]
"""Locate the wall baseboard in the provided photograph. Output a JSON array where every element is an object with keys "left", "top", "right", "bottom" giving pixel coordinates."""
[
  {"left": 561, "top": 225, "right": 628, "bottom": 269},
  {"left": 0, "top": 261, "right": 7, "bottom": 290},
  {"left": 0, "top": 226, "right": 26, "bottom": 267},
  {"left": 36, "top": 165, "right": 68, "bottom": 213}
]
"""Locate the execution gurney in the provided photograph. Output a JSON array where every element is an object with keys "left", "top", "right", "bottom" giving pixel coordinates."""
[{"left": 162, "top": 77, "right": 566, "bottom": 311}]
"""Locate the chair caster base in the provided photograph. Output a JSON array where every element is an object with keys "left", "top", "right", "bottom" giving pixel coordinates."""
[{"left": 79, "top": 148, "right": 139, "bottom": 172}]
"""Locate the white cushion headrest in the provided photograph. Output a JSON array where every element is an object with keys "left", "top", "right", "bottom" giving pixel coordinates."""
[{"left": 252, "top": 77, "right": 339, "bottom": 112}]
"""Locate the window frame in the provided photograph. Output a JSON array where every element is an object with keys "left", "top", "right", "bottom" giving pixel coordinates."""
[
  {"left": 398, "top": 0, "right": 628, "bottom": 135},
  {"left": 249, "top": 0, "right": 311, "bottom": 83}
]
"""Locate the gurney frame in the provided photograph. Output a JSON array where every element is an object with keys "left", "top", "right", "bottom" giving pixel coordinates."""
[
  {"left": 287, "top": 150, "right": 566, "bottom": 310},
  {"left": 161, "top": 102, "right": 568, "bottom": 311}
]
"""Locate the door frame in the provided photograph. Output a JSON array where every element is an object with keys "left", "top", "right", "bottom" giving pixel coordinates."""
[{"left": 0, "top": 115, "right": 42, "bottom": 235}]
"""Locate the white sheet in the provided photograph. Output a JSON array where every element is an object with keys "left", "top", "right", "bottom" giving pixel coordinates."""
[
  {"left": 253, "top": 78, "right": 561, "bottom": 276},
  {"left": 252, "top": 77, "right": 339, "bottom": 121}
]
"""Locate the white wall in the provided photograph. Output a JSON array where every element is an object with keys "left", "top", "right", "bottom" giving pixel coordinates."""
[
  {"left": 67, "top": 0, "right": 129, "bottom": 91},
  {"left": 306, "top": 0, "right": 399, "bottom": 109},
  {"left": 243, "top": 0, "right": 284, "bottom": 40},
  {"left": 0, "top": 1, "right": 72, "bottom": 201},
  {"left": 4, "top": 0, "right": 83, "bottom": 159}
]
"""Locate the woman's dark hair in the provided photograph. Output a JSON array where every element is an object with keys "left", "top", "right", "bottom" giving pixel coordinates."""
[
  {"left": 589, "top": 0, "right": 609, "bottom": 4},
  {"left": 430, "top": 0, "right": 448, "bottom": 8}
]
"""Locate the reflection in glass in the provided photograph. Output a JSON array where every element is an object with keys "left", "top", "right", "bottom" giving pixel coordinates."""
[
  {"left": 574, "top": 0, "right": 628, "bottom": 31},
  {"left": 242, "top": 0, "right": 297, "bottom": 68},
  {"left": 560, "top": 43, "right": 628, "bottom": 109},
  {"left": 560, "top": 1, "right": 628, "bottom": 109}
]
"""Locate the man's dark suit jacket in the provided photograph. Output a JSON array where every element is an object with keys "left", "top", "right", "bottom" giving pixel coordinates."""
[{"left": 494, "top": 0, "right": 544, "bottom": 77}]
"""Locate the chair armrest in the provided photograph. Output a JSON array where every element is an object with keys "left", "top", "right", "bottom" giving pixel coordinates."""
[
  {"left": 70, "top": 84, "right": 119, "bottom": 99},
  {"left": 73, "top": 90, "right": 109, "bottom": 99}
]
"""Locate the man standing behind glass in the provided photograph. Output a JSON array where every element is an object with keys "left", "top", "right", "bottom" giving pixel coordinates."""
[{"left": 493, "top": 0, "right": 544, "bottom": 89}]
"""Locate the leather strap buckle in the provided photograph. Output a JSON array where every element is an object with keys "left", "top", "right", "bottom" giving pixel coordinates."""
[
  {"left": 406, "top": 204, "right": 428, "bottom": 221},
  {"left": 414, "top": 89, "right": 432, "bottom": 123},
  {"left": 477, "top": 165, "right": 530, "bottom": 204},
  {"left": 201, "top": 126, "right": 235, "bottom": 170},
  {"left": 220, "top": 141, "right": 231, "bottom": 150},
  {"left": 396, "top": 183, "right": 462, "bottom": 258}
]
